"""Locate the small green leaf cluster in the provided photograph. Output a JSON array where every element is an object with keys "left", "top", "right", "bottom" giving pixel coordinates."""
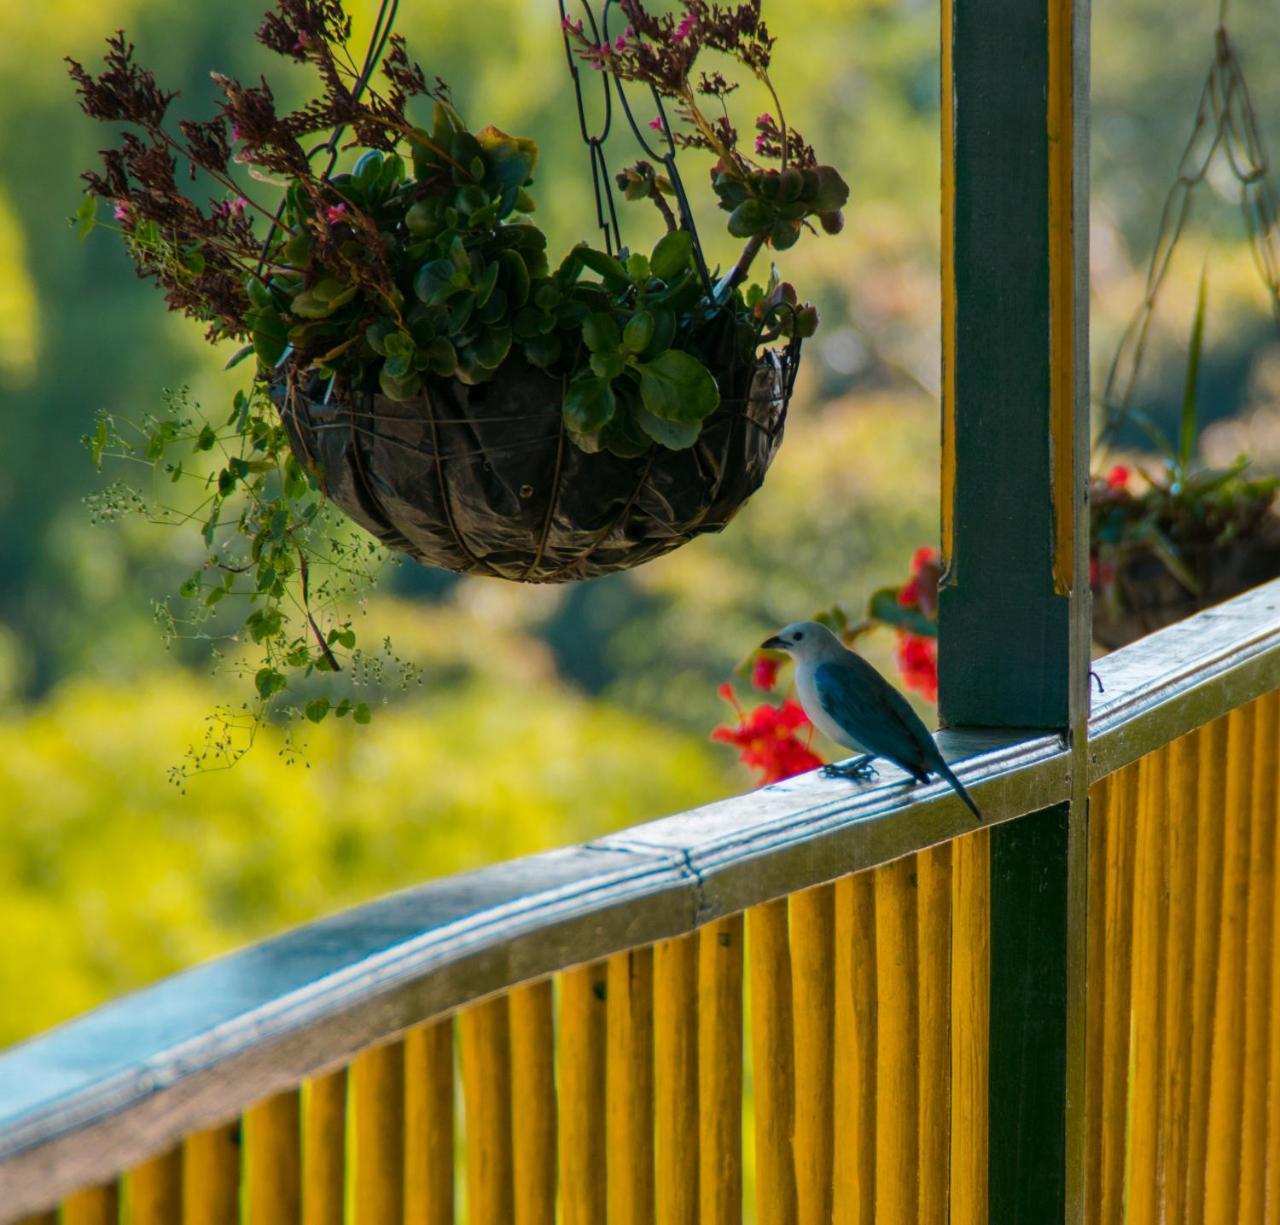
[
  {"left": 81, "top": 386, "right": 413, "bottom": 777},
  {"left": 714, "top": 163, "right": 850, "bottom": 252},
  {"left": 558, "top": 230, "right": 723, "bottom": 455}
]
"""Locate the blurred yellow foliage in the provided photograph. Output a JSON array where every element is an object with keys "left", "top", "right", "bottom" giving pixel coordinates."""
[
  {"left": 0, "top": 670, "right": 723, "bottom": 1046},
  {"left": 0, "top": 188, "right": 38, "bottom": 388}
]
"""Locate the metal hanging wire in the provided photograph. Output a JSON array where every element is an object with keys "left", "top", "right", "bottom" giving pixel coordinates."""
[
  {"left": 1098, "top": 9, "right": 1280, "bottom": 450},
  {"left": 558, "top": 0, "right": 715, "bottom": 297}
]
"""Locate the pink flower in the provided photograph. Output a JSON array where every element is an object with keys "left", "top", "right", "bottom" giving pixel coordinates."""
[
  {"left": 113, "top": 200, "right": 131, "bottom": 222},
  {"left": 756, "top": 112, "right": 775, "bottom": 128},
  {"left": 232, "top": 196, "right": 248, "bottom": 214},
  {"left": 755, "top": 134, "right": 768, "bottom": 154},
  {"left": 561, "top": 15, "right": 584, "bottom": 33},
  {"left": 231, "top": 124, "right": 242, "bottom": 142},
  {"left": 325, "top": 202, "right": 348, "bottom": 225},
  {"left": 615, "top": 33, "right": 627, "bottom": 50},
  {"left": 673, "top": 12, "right": 696, "bottom": 41},
  {"left": 648, "top": 116, "right": 665, "bottom": 132}
]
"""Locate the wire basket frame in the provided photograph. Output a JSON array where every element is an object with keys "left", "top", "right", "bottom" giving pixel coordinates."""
[
  {"left": 1099, "top": 19, "right": 1280, "bottom": 449},
  {"left": 263, "top": 0, "right": 802, "bottom": 582}
]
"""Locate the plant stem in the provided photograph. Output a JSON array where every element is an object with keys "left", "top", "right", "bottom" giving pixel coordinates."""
[{"left": 725, "top": 233, "right": 765, "bottom": 291}]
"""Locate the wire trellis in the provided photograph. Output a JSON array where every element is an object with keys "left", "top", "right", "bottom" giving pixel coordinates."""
[{"left": 1099, "top": 15, "right": 1280, "bottom": 448}]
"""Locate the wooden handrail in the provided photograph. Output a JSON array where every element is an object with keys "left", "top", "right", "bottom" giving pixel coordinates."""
[{"left": 2, "top": 578, "right": 1279, "bottom": 1217}]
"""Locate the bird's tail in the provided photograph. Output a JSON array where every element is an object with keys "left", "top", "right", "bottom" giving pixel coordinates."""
[{"left": 933, "top": 758, "right": 982, "bottom": 822}]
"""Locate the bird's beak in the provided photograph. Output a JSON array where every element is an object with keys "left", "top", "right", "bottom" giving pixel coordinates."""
[{"left": 760, "top": 635, "right": 787, "bottom": 651}]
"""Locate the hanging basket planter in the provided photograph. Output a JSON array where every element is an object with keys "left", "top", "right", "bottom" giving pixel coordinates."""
[
  {"left": 1091, "top": 523, "right": 1280, "bottom": 649},
  {"left": 276, "top": 320, "right": 794, "bottom": 582},
  {"left": 68, "top": 0, "right": 847, "bottom": 746},
  {"left": 69, "top": 0, "right": 847, "bottom": 585}
]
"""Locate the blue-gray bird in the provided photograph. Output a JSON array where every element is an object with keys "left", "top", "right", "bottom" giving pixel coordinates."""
[{"left": 761, "top": 620, "right": 981, "bottom": 821}]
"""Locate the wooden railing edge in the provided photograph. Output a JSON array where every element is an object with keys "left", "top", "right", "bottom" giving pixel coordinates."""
[{"left": 1, "top": 576, "right": 1279, "bottom": 1215}]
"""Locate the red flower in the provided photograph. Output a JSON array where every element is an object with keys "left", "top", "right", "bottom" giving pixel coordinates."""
[
  {"left": 325, "top": 202, "right": 348, "bottom": 225},
  {"left": 895, "top": 630, "right": 938, "bottom": 703},
  {"left": 712, "top": 689, "right": 823, "bottom": 785},
  {"left": 911, "top": 546, "right": 938, "bottom": 572},
  {"left": 752, "top": 655, "right": 781, "bottom": 691},
  {"left": 1106, "top": 465, "right": 1130, "bottom": 491},
  {"left": 895, "top": 546, "right": 941, "bottom": 615}
]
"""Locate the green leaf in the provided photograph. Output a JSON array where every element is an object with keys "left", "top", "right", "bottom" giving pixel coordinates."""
[
  {"left": 224, "top": 343, "right": 255, "bottom": 371},
  {"left": 575, "top": 245, "right": 630, "bottom": 287},
  {"left": 74, "top": 194, "right": 97, "bottom": 240},
  {"left": 254, "top": 667, "right": 287, "bottom": 700},
  {"left": 1178, "top": 265, "right": 1208, "bottom": 479},
  {"left": 621, "top": 311, "right": 655, "bottom": 355},
  {"left": 582, "top": 312, "right": 620, "bottom": 354},
  {"left": 523, "top": 333, "right": 562, "bottom": 368},
  {"left": 633, "top": 404, "right": 700, "bottom": 449},
  {"left": 626, "top": 253, "right": 651, "bottom": 283},
  {"left": 89, "top": 417, "right": 109, "bottom": 469},
  {"left": 866, "top": 587, "right": 937, "bottom": 637},
  {"left": 353, "top": 702, "right": 372, "bottom": 725},
  {"left": 809, "top": 165, "right": 850, "bottom": 213},
  {"left": 601, "top": 408, "right": 653, "bottom": 458},
  {"left": 650, "top": 230, "right": 694, "bottom": 280},
  {"left": 636, "top": 351, "right": 719, "bottom": 423},
  {"left": 727, "top": 198, "right": 772, "bottom": 239},
  {"left": 414, "top": 259, "right": 460, "bottom": 305},
  {"left": 304, "top": 698, "right": 331, "bottom": 724},
  {"left": 195, "top": 424, "right": 217, "bottom": 452},
  {"left": 563, "top": 377, "right": 617, "bottom": 433}
]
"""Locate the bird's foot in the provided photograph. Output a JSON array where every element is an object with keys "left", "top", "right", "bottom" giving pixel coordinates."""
[{"left": 822, "top": 756, "right": 879, "bottom": 782}]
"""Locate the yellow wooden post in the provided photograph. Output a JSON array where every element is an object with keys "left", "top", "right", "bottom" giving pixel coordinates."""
[
  {"left": 1083, "top": 773, "right": 1108, "bottom": 1225},
  {"left": 510, "top": 981, "right": 556, "bottom": 1225},
  {"left": 1204, "top": 706, "right": 1253, "bottom": 1223},
  {"left": 949, "top": 830, "right": 988, "bottom": 1225},
  {"left": 699, "top": 914, "right": 744, "bottom": 1225},
  {"left": 790, "top": 884, "right": 835, "bottom": 1225},
  {"left": 184, "top": 1121, "right": 241, "bottom": 1225},
  {"left": 460, "top": 995, "right": 515, "bottom": 1225},
  {"left": 1240, "top": 693, "right": 1278, "bottom": 1223},
  {"left": 1099, "top": 763, "right": 1138, "bottom": 1221},
  {"left": 1126, "top": 748, "right": 1169, "bottom": 1223},
  {"left": 405, "top": 1019, "right": 453, "bottom": 1225},
  {"left": 1160, "top": 730, "right": 1200, "bottom": 1225},
  {"left": 916, "top": 843, "right": 952, "bottom": 1225},
  {"left": 748, "top": 898, "right": 796, "bottom": 1225},
  {"left": 834, "top": 872, "right": 876, "bottom": 1225},
  {"left": 352, "top": 1040, "right": 405, "bottom": 1225},
  {"left": 874, "top": 855, "right": 919, "bottom": 1221},
  {"left": 1184, "top": 715, "right": 1228, "bottom": 1219},
  {"left": 245, "top": 1089, "right": 301, "bottom": 1224},
  {"left": 607, "top": 948, "right": 655, "bottom": 1225},
  {"left": 1267, "top": 699, "right": 1280, "bottom": 1221},
  {"left": 654, "top": 933, "right": 700, "bottom": 1225},
  {"left": 62, "top": 1184, "right": 121, "bottom": 1225},
  {"left": 303, "top": 1069, "right": 347, "bottom": 1225},
  {"left": 130, "top": 1146, "right": 183, "bottom": 1225},
  {"left": 558, "top": 961, "right": 607, "bottom": 1225}
]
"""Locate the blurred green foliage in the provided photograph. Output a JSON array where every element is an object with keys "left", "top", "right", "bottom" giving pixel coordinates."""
[{"left": 3, "top": 0, "right": 1280, "bottom": 1043}]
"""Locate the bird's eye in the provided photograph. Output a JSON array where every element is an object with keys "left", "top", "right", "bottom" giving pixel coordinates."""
[{"left": 794, "top": 632, "right": 804, "bottom": 641}]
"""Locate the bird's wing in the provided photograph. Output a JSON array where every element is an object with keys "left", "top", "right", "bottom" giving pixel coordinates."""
[{"left": 812, "top": 659, "right": 938, "bottom": 780}]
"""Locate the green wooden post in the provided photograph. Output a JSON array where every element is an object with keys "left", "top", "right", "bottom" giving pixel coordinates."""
[{"left": 940, "top": 0, "right": 1091, "bottom": 1219}]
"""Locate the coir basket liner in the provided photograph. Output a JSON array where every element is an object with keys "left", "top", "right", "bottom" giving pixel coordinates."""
[{"left": 275, "top": 331, "right": 796, "bottom": 583}]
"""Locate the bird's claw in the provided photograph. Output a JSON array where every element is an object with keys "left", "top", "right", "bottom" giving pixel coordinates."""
[{"left": 822, "top": 757, "right": 879, "bottom": 782}]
